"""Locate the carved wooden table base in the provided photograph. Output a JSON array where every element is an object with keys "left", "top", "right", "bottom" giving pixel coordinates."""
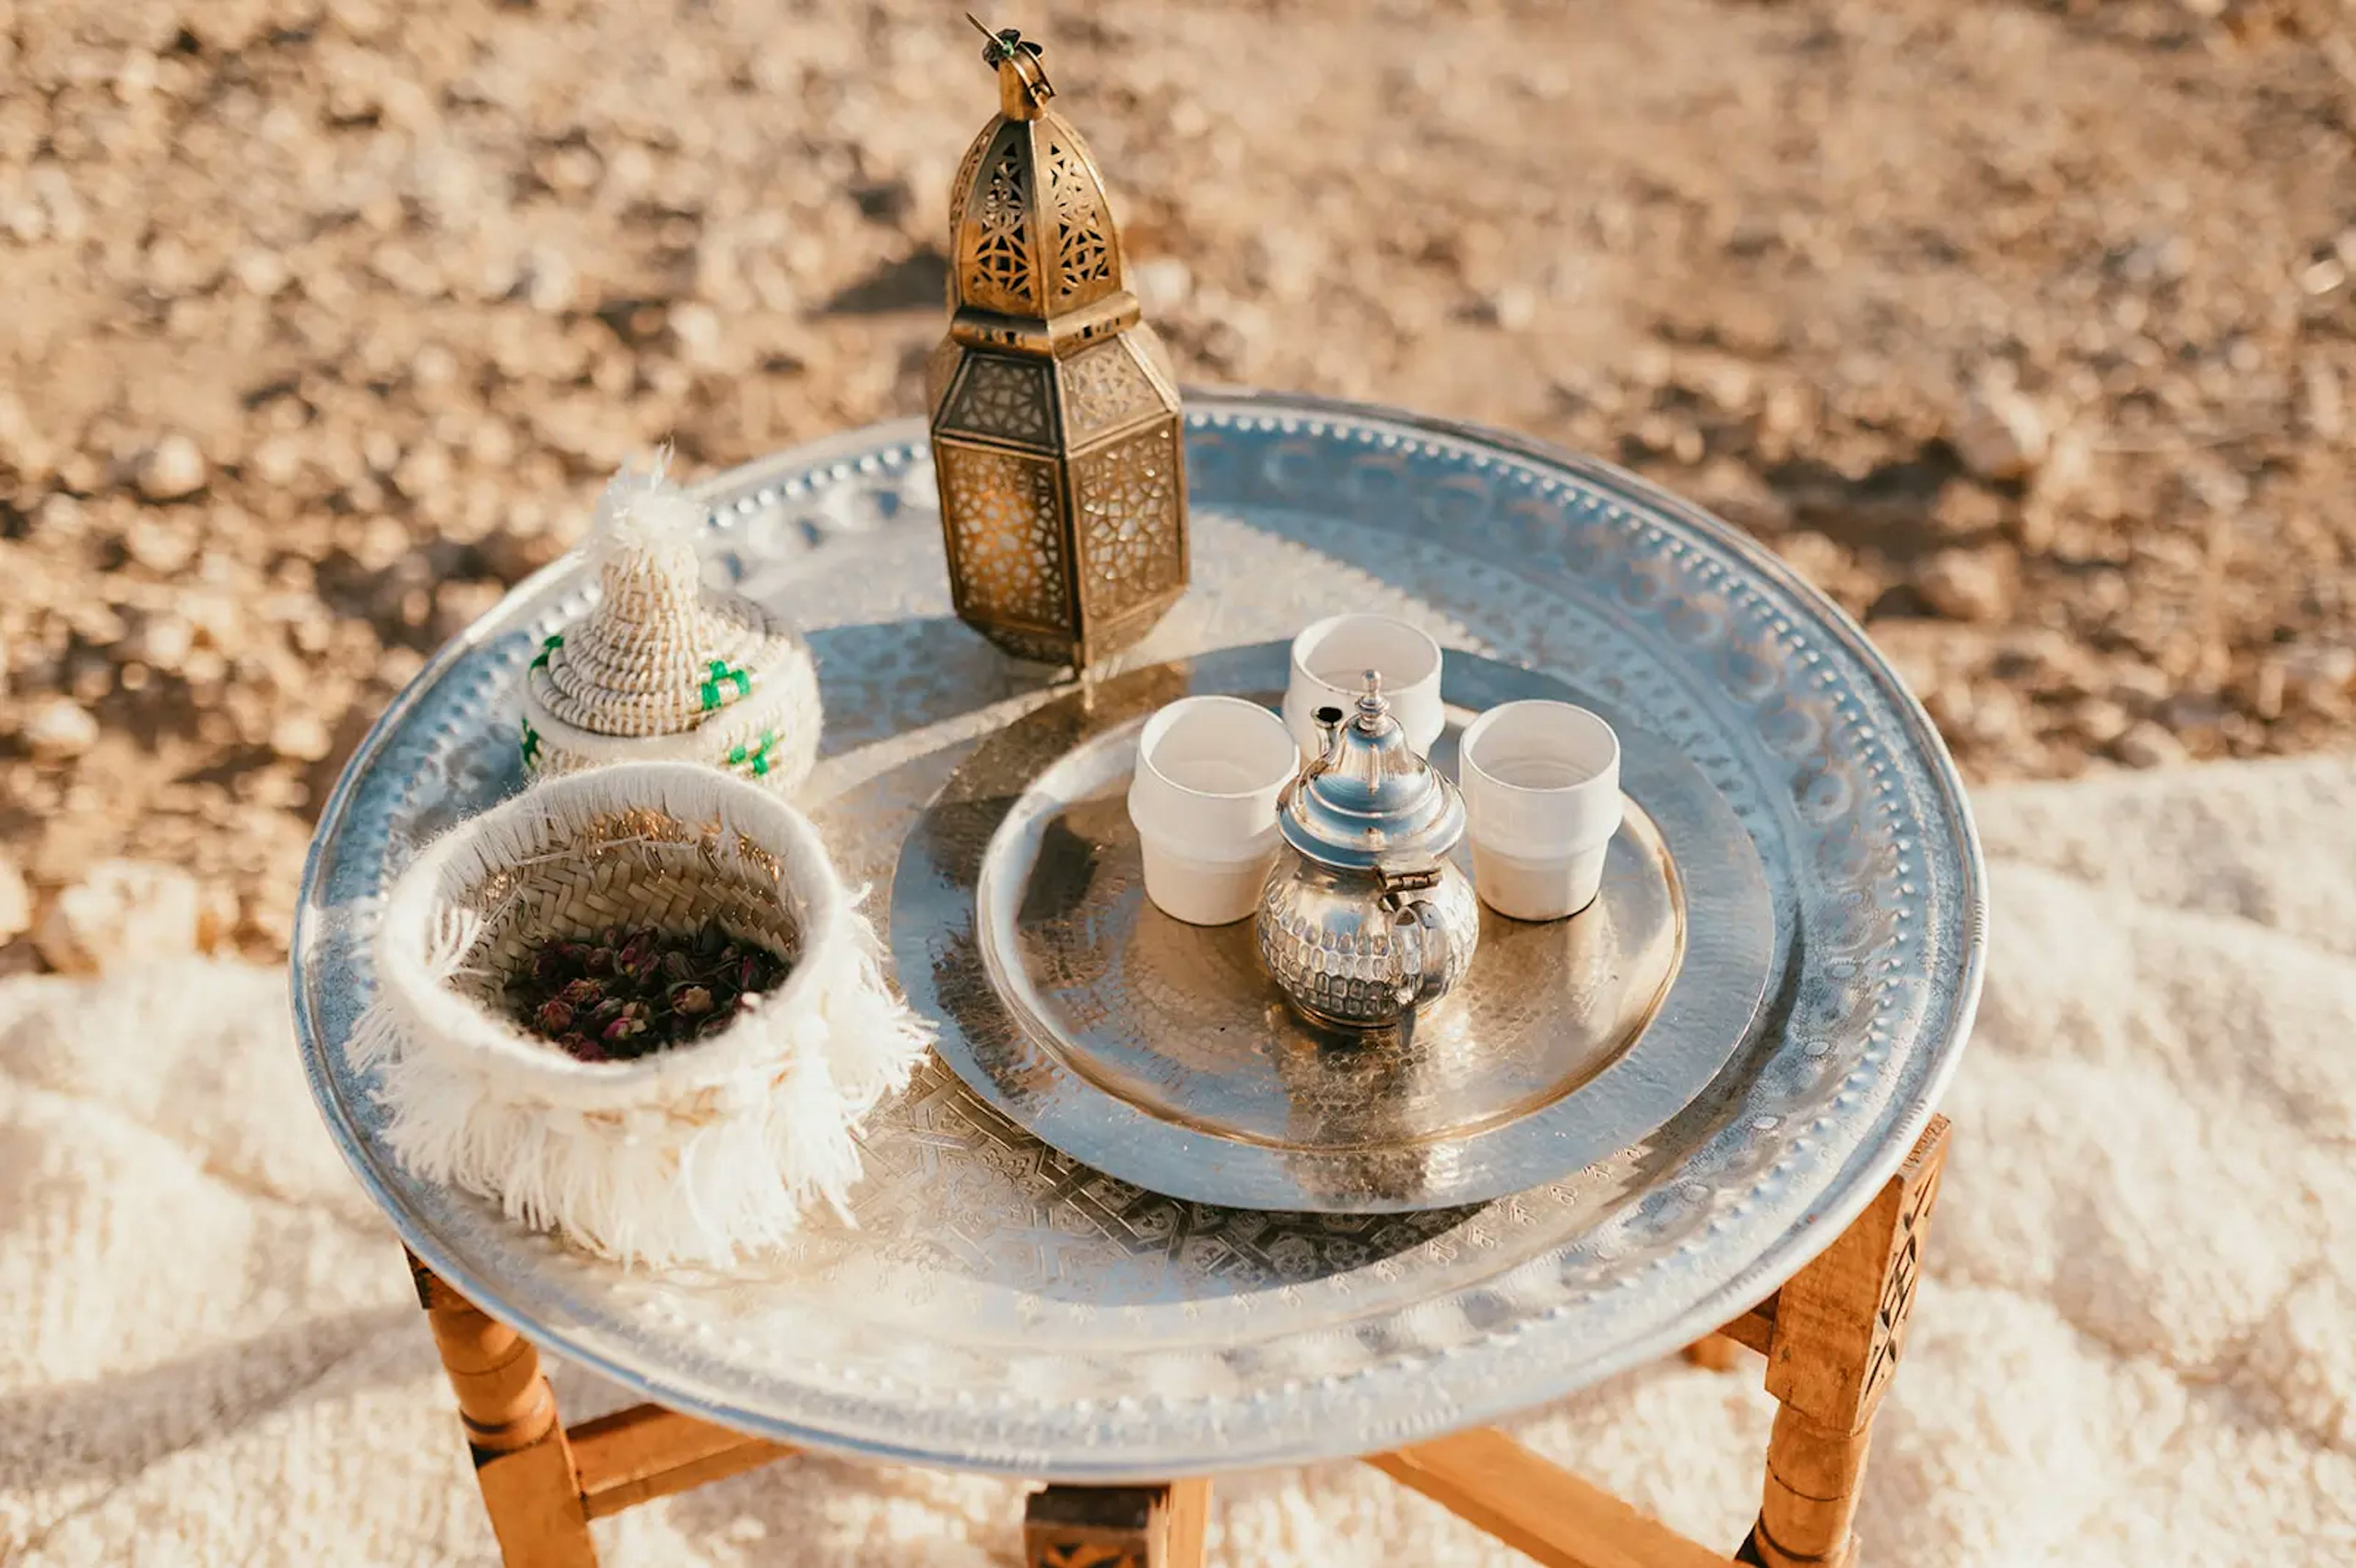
[{"left": 406, "top": 1116, "right": 1947, "bottom": 1568}]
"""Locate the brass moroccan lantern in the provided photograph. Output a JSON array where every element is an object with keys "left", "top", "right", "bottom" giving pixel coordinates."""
[{"left": 927, "top": 17, "right": 1188, "bottom": 670}]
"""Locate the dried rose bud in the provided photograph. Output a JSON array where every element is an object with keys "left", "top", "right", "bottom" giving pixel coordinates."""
[{"left": 512, "top": 926, "right": 787, "bottom": 1057}]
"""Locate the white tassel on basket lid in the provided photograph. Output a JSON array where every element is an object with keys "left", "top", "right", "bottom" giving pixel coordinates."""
[
  {"left": 353, "top": 761, "right": 931, "bottom": 1267},
  {"left": 520, "top": 455, "right": 823, "bottom": 791}
]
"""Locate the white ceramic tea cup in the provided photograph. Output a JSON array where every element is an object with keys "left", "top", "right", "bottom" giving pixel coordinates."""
[
  {"left": 1282, "top": 614, "right": 1446, "bottom": 759},
  {"left": 1126, "top": 695, "right": 1299, "bottom": 925},
  {"left": 1459, "top": 700, "right": 1624, "bottom": 921}
]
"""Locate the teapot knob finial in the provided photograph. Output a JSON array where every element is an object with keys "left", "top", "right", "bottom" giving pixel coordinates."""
[{"left": 1355, "top": 669, "right": 1388, "bottom": 728}]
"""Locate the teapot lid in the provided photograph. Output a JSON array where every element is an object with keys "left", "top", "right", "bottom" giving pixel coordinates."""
[{"left": 1276, "top": 672, "right": 1466, "bottom": 872}]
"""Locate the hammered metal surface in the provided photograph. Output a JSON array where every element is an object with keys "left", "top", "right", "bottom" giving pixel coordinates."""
[
  {"left": 900, "top": 649, "right": 1752, "bottom": 1210},
  {"left": 292, "top": 393, "right": 1985, "bottom": 1480},
  {"left": 1255, "top": 850, "right": 1484, "bottom": 1030}
]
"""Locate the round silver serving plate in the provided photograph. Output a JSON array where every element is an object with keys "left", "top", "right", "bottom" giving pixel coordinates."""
[
  {"left": 292, "top": 392, "right": 1985, "bottom": 1480},
  {"left": 896, "top": 644, "right": 1774, "bottom": 1213}
]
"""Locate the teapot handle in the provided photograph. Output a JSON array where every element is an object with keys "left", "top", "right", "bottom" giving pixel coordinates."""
[{"left": 1381, "top": 872, "right": 1452, "bottom": 1013}]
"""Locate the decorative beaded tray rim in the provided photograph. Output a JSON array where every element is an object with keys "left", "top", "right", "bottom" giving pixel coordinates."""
[{"left": 291, "top": 392, "right": 1985, "bottom": 1479}]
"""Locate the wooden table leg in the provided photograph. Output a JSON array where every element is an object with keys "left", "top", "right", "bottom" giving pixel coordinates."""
[
  {"left": 1370, "top": 1428, "right": 1730, "bottom": 1568},
  {"left": 408, "top": 1251, "right": 599, "bottom": 1568},
  {"left": 1680, "top": 1333, "right": 1743, "bottom": 1372},
  {"left": 1025, "top": 1480, "right": 1212, "bottom": 1568},
  {"left": 1742, "top": 1115, "right": 1950, "bottom": 1568}
]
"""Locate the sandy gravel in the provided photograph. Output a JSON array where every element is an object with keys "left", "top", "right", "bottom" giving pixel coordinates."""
[{"left": 1, "top": 0, "right": 2351, "bottom": 961}]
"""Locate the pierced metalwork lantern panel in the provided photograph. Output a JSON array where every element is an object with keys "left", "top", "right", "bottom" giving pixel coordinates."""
[
  {"left": 937, "top": 445, "right": 1068, "bottom": 631},
  {"left": 929, "top": 22, "right": 1188, "bottom": 671},
  {"left": 959, "top": 123, "right": 1039, "bottom": 318},
  {"left": 1072, "top": 422, "right": 1185, "bottom": 620},
  {"left": 1060, "top": 338, "right": 1167, "bottom": 442},
  {"left": 939, "top": 354, "right": 1056, "bottom": 445}
]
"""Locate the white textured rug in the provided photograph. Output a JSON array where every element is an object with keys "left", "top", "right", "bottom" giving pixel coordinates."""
[{"left": 3, "top": 755, "right": 2354, "bottom": 1566}]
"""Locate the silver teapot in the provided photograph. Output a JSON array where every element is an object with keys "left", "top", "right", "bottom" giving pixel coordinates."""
[{"left": 1255, "top": 672, "right": 1480, "bottom": 1030}]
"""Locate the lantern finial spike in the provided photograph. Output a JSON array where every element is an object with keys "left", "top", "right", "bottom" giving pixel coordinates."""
[{"left": 966, "top": 13, "right": 1053, "bottom": 115}]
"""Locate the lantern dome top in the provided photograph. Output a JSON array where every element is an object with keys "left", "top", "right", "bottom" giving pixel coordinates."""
[{"left": 947, "top": 21, "right": 1130, "bottom": 326}]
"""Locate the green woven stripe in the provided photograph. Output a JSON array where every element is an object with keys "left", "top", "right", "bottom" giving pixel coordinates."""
[
  {"left": 723, "top": 728, "right": 781, "bottom": 778},
  {"left": 698, "top": 658, "right": 753, "bottom": 711},
  {"left": 519, "top": 717, "right": 543, "bottom": 767},
  {"left": 529, "top": 634, "right": 563, "bottom": 672}
]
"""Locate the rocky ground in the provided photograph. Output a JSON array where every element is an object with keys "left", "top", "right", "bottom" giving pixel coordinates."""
[{"left": 2, "top": 0, "right": 2352, "bottom": 968}]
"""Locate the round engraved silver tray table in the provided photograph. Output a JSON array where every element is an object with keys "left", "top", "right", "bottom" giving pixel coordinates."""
[{"left": 293, "top": 392, "right": 1985, "bottom": 1482}]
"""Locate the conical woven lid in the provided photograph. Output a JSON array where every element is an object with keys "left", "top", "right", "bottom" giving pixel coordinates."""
[{"left": 529, "top": 465, "right": 806, "bottom": 740}]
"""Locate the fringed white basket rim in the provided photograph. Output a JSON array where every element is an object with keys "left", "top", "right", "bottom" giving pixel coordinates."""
[
  {"left": 374, "top": 762, "right": 847, "bottom": 1102},
  {"left": 355, "top": 761, "right": 934, "bottom": 1267}
]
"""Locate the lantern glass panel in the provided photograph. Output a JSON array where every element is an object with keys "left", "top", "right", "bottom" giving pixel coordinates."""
[
  {"left": 1074, "top": 423, "right": 1185, "bottom": 620},
  {"left": 937, "top": 443, "right": 1068, "bottom": 629}
]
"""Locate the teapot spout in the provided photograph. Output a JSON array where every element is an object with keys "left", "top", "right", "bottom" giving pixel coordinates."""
[{"left": 1312, "top": 704, "right": 1347, "bottom": 764}]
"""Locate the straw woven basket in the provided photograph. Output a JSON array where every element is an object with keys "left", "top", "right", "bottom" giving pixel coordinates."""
[
  {"left": 352, "top": 763, "right": 930, "bottom": 1267},
  {"left": 520, "top": 464, "right": 822, "bottom": 791}
]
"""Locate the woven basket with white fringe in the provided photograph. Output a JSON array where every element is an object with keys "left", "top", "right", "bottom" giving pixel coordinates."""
[
  {"left": 352, "top": 762, "right": 930, "bottom": 1267},
  {"left": 521, "top": 462, "right": 823, "bottom": 791}
]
